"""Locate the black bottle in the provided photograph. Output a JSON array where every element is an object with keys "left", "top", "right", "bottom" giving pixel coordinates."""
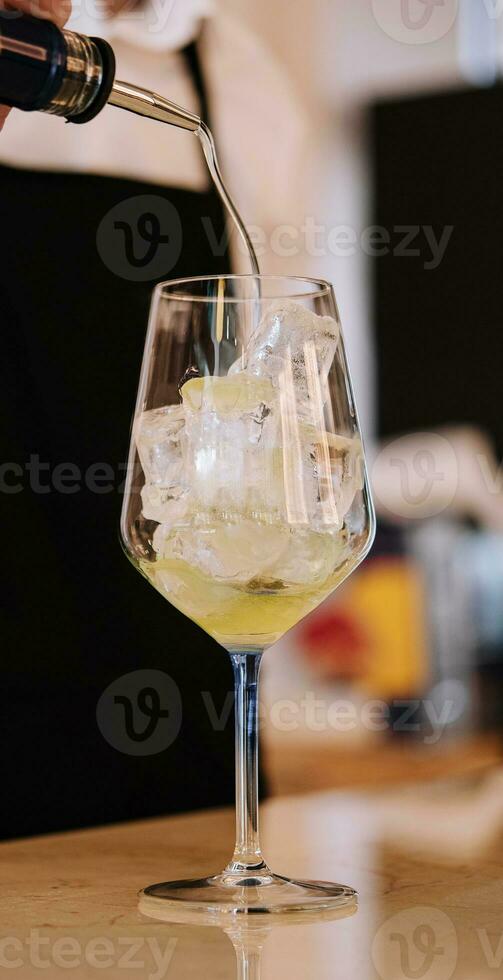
[{"left": 0, "top": 9, "right": 116, "bottom": 123}]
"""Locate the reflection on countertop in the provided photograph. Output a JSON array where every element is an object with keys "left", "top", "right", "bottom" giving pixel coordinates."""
[{"left": 1, "top": 773, "right": 503, "bottom": 979}]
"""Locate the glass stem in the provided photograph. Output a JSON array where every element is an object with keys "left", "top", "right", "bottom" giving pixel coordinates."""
[
  {"left": 227, "top": 651, "right": 266, "bottom": 874},
  {"left": 235, "top": 944, "right": 262, "bottom": 980}
]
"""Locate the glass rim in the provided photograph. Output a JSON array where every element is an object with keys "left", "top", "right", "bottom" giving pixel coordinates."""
[{"left": 153, "top": 274, "right": 333, "bottom": 303}]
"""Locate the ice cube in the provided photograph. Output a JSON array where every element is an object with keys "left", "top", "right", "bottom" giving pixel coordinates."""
[
  {"left": 269, "top": 526, "right": 349, "bottom": 586},
  {"left": 140, "top": 484, "right": 189, "bottom": 525},
  {"left": 180, "top": 374, "right": 282, "bottom": 518},
  {"left": 276, "top": 421, "right": 363, "bottom": 532},
  {"left": 135, "top": 404, "right": 185, "bottom": 487},
  {"left": 242, "top": 300, "right": 340, "bottom": 399},
  {"left": 329, "top": 433, "right": 364, "bottom": 523},
  {"left": 153, "top": 520, "right": 290, "bottom": 583},
  {"left": 152, "top": 518, "right": 350, "bottom": 590},
  {"left": 299, "top": 427, "right": 364, "bottom": 530}
]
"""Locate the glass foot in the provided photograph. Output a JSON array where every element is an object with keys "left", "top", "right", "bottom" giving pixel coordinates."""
[{"left": 140, "top": 869, "right": 357, "bottom": 918}]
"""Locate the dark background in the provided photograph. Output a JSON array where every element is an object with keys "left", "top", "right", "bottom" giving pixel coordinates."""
[
  {"left": 371, "top": 84, "right": 503, "bottom": 458},
  {"left": 0, "top": 167, "right": 236, "bottom": 840}
]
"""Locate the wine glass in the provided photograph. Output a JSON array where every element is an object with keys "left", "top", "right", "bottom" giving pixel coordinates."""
[{"left": 121, "top": 274, "right": 375, "bottom": 916}]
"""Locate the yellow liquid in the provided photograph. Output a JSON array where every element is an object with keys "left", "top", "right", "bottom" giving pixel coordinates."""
[
  {"left": 138, "top": 550, "right": 359, "bottom": 651},
  {"left": 135, "top": 378, "right": 369, "bottom": 650}
]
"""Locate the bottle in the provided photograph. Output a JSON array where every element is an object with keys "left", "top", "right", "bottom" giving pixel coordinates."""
[
  {"left": 0, "top": 10, "right": 116, "bottom": 123},
  {"left": 0, "top": 10, "right": 200, "bottom": 130}
]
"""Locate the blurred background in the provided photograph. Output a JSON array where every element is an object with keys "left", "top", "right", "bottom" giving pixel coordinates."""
[
  {"left": 236, "top": 0, "right": 503, "bottom": 793},
  {"left": 2, "top": 0, "right": 503, "bottom": 836}
]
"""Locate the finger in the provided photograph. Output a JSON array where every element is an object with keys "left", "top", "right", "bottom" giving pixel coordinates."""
[
  {"left": 1, "top": 0, "right": 72, "bottom": 29},
  {"left": 101, "top": 0, "right": 138, "bottom": 16},
  {"left": 0, "top": 104, "right": 10, "bottom": 130},
  {"left": 0, "top": 0, "right": 72, "bottom": 130}
]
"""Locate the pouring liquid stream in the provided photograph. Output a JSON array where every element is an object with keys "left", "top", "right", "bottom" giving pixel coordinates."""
[
  {"left": 197, "top": 121, "right": 260, "bottom": 278},
  {"left": 108, "top": 80, "right": 260, "bottom": 278}
]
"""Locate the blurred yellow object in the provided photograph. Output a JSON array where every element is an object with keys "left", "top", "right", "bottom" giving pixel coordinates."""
[
  {"left": 298, "top": 556, "right": 430, "bottom": 698},
  {"left": 350, "top": 558, "right": 429, "bottom": 699}
]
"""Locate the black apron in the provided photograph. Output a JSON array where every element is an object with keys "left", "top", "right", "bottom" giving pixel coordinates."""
[{"left": 0, "top": 42, "right": 235, "bottom": 839}]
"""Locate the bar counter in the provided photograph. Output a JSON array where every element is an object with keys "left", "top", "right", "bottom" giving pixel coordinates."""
[{"left": 2, "top": 773, "right": 503, "bottom": 978}]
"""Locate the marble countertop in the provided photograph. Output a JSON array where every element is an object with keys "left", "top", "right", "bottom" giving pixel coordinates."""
[{"left": 2, "top": 772, "right": 503, "bottom": 978}]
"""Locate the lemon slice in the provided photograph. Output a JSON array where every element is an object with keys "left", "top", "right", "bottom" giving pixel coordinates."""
[{"left": 181, "top": 373, "right": 274, "bottom": 413}]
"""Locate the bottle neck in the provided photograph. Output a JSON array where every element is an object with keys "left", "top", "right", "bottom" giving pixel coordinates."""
[{"left": 44, "top": 31, "right": 105, "bottom": 120}]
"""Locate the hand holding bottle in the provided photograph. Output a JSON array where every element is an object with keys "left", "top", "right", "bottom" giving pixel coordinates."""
[{"left": 0, "top": 0, "right": 71, "bottom": 129}]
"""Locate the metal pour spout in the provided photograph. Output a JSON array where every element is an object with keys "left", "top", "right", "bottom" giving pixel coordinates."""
[
  {"left": 107, "top": 77, "right": 260, "bottom": 276},
  {"left": 108, "top": 79, "right": 201, "bottom": 132}
]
